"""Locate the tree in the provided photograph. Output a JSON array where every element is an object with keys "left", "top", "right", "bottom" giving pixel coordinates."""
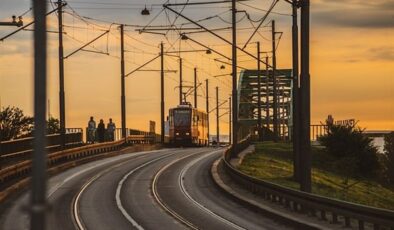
[
  {"left": 319, "top": 123, "right": 380, "bottom": 178},
  {"left": 382, "top": 132, "right": 394, "bottom": 184},
  {"left": 0, "top": 106, "right": 34, "bottom": 141},
  {"left": 47, "top": 117, "right": 60, "bottom": 134}
]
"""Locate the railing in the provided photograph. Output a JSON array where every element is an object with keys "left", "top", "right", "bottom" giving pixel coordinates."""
[
  {"left": 1, "top": 132, "right": 83, "bottom": 159},
  {"left": 310, "top": 124, "right": 328, "bottom": 141},
  {"left": 222, "top": 139, "right": 394, "bottom": 229},
  {"left": 0, "top": 139, "right": 125, "bottom": 200}
]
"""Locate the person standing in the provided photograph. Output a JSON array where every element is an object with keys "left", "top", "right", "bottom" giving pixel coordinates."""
[
  {"left": 107, "top": 118, "right": 116, "bottom": 141},
  {"left": 97, "top": 119, "right": 106, "bottom": 143},
  {"left": 87, "top": 116, "right": 96, "bottom": 144}
]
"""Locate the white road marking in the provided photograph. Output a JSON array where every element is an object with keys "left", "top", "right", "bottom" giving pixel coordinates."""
[
  {"left": 69, "top": 149, "right": 168, "bottom": 230},
  {"left": 115, "top": 152, "right": 177, "bottom": 230},
  {"left": 47, "top": 149, "right": 167, "bottom": 198},
  {"left": 152, "top": 148, "right": 245, "bottom": 230},
  {"left": 179, "top": 151, "right": 247, "bottom": 230}
]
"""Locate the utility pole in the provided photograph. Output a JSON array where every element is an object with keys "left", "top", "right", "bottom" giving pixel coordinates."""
[
  {"left": 206, "top": 79, "right": 210, "bottom": 145},
  {"left": 292, "top": 0, "right": 301, "bottom": 181},
  {"left": 229, "top": 96, "right": 232, "bottom": 144},
  {"left": 300, "top": 0, "right": 311, "bottom": 193},
  {"left": 179, "top": 58, "right": 183, "bottom": 104},
  {"left": 216, "top": 86, "right": 220, "bottom": 146},
  {"left": 194, "top": 68, "right": 197, "bottom": 108},
  {"left": 57, "top": 0, "right": 65, "bottom": 149},
  {"left": 272, "top": 20, "right": 278, "bottom": 142},
  {"left": 120, "top": 24, "right": 126, "bottom": 139},
  {"left": 31, "top": 0, "right": 47, "bottom": 228},
  {"left": 257, "top": 41, "right": 262, "bottom": 140},
  {"left": 231, "top": 0, "right": 238, "bottom": 148},
  {"left": 265, "top": 55, "right": 270, "bottom": 129},
  {"left": 160, "top": 42, "right": 165, "bottom": 144}
]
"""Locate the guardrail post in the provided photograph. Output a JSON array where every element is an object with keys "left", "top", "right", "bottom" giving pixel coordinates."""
[
  {"left": 345, "top": 216, "right": 351, "bottom": 227},
  {"left": 358, "top": 220, "right": 364, "bottom": 230},
  {"left": 331, "top": 213, "right": 338, "bottom": 224}
]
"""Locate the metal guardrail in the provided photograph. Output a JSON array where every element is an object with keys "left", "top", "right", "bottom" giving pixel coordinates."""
[
  {"left": 0, "top": 139, "right": 125, "bottom": 192},
  {"left": 1, "top": 132, "right": 83, "bottom": 156},
  {"left": 0, "top": 133, "right": 160, "bottom": 192},
  {"left": 222, "top": 139, "right": 394, "bottom": 229}
]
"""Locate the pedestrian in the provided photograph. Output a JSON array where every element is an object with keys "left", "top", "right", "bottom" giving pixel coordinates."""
[
  {"left": 87, "top": 116, "right": 96, "bottom": 143},
  {"left": 97, "top": 119, "right": 106, "bottom": 143},
  {"left": 107, "top": 118, "right": 116, "bottom": 141}
]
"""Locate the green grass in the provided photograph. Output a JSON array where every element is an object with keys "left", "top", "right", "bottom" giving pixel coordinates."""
[{"left": 238, "top": 142, "right": 394, "bottom": 210}]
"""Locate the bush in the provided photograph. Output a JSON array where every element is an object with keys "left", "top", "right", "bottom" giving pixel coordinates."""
[
  {"left": 319, "top": 124, "right": 379, "bottom": 178},
  {"left": 382, "top": 132, "right": 394, "bottom": 184},
  {"left": 0, "top": 106, "right": 34, "bottom": 141},
  {"left": 47, "top": 117, "right": 60, "bottom": 134}
]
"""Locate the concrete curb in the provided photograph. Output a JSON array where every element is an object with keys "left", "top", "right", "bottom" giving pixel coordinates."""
[{"left": 211, "top": 158, "right": 334, "bottom": 230}]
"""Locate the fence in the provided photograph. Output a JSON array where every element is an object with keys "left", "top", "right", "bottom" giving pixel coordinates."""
[{"left": 1, "top": 129, "right": 83, "bottom": 158}]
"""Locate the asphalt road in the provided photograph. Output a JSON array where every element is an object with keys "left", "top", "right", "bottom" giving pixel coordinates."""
[{"left": 0, "top": 147, "right": 292, "bottom": 230}]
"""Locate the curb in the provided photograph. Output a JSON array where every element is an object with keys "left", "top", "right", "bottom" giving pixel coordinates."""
[{"left": 211, "top": 158, "right": 330, "bottom": 230}]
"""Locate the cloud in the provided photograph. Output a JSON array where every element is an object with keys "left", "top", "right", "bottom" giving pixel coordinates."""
[
  {"left": 312, "top": 9, "right": 394, "bottom": 28},
  {"left": 368, "top": 46, "right": 394, "bottom": 61},
  {"left": 312, "top": 0, "right": 394, "bottom": 28}
]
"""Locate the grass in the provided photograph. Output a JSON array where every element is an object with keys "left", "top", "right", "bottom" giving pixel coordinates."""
[{"left": 238, "top": 142, "right": 394, "bottom": 210}]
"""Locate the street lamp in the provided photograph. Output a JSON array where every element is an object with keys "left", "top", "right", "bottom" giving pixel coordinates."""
[
  {"left": 141, "top": 6, "right": 150, "bottom": 15},
  {"left": 0, "top": 15, "right": 23, "bottom": 27}
]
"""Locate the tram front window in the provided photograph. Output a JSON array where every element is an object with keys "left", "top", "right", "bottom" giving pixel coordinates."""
[{"left": 174, "top": 110, "right": 191, "bottom": 127}]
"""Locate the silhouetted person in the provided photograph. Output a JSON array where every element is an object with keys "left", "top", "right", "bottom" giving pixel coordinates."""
[
  {"left": 97, "top": 119, "right": 105, "bottom": 143},
  {"left": 107, "top": 118, "right": 116, "bottom": 141},
  {"left": 87, "top": 116, "right": 96, "bottom": 143}
]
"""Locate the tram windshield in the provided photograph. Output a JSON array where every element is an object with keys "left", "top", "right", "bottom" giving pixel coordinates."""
[{"left": 174, "top": 109, "right": 191, "bottom": 127}]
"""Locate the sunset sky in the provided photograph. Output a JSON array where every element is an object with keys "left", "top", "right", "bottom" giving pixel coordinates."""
[{"left": 0, "top": 0, "right": 393, "bottom": 134}]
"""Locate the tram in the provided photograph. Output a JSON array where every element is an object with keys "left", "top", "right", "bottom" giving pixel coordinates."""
[{"left": 168, "top": 103, "right": 208, "bottom": 146}]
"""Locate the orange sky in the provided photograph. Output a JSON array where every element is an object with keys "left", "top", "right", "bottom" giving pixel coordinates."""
[{"left": 0, "top": 0, "right": 393, "bottom": 134}]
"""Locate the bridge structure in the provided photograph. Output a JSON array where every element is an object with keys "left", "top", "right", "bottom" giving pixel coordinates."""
[{"left": 237, "top": 69, "right": 293, "bottom": 140}]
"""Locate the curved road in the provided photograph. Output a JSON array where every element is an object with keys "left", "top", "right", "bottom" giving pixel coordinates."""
[{"left": 0, "top": 148, "right": 291, "bottom": 230}]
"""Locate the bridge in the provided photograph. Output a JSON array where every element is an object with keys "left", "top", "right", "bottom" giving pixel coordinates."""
[{"left": 1, "top": 0, "right": 393, "bottom": 230}]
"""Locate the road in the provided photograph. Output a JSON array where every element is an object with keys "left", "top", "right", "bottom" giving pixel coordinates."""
[{"left": 0, "top": 148, "right": 292, "bottom": 230}]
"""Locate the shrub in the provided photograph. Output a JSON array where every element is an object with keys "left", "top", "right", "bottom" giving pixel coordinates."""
[
  {"left": 319, "top": 124, "right": 379, "bottom": 178},
  {"left": 382, "top": 132, "right": 394, "bottom": 184}
]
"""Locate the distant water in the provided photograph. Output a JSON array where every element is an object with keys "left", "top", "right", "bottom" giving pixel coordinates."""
[{"left": 373, "top": 137, "right": 385, "bottom": 154}]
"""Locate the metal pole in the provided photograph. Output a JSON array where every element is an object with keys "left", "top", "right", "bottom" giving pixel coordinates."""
[
  {"left": 216, "top": 86, "right": 220, "bottom": 146},
  {"left": 300, "top": 0, "right": 311, "bottom": 193},
  {"left": 31, "top": 0, "right": 47, "bottom": 228},
  {"left": 265, "top": 55, "right": 270, "bottom": 129},
  {"left": 160, "top": 42, "right": 165, "bottom": 144},
  {"left": 229, "top": 96, "right": 232, "bottom": 144},
  {"left": 57, "top": 0, "right": 65, "bottom": 149},
  {"left": 120, "top": 24, "right": 126, "bottom": 139},
  {"left": 179, "top": 58, "right": 183, "bottom": 104},
  {"left": 281, "top": 85, "right": 285, "bottom": 140},
  {"left": 231, "top": 0, "right": 238, "bottom": 148},
  {"left": 194, "top": 68, "right": 197, "bottom": 108},
  {"left": 257, "top": 41, "right": 262, "bottom": 140},
  {"left": 292, "top": 1, "right": 301, "bottom": 181},
  {"left": 272, "top": 20, "right": 278, "bottom": 142},
  {"left": 206, "top": 79, "right": 210, "bottom": 145}
]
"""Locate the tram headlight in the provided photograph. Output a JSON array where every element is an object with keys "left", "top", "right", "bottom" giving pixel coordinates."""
[
  {"left": 176, "top": 132, "right": 180, "bottom": 136},
  {"left": 186, "top": 132, "right": 190, "bottom": 136}
]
